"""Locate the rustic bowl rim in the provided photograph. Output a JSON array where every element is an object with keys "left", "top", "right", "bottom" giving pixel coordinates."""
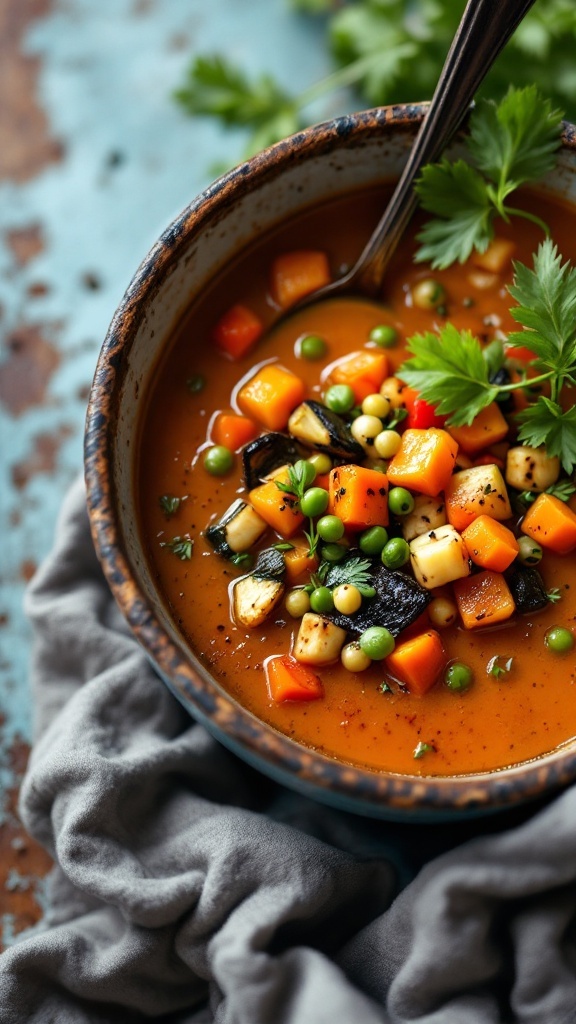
[{"left": 85, "top": 103, "right": 576, "bottom": 819}]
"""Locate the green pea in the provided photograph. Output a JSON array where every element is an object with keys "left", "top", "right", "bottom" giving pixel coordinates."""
[
  {"left": 324, "top": 384, "right": 355, "bottom": 414},
  {"left": 445, "top": 662, "right": 473, "bottom": 692},
  {"left": 369, "top": 324, "right": 398, "bottom": 348},
  {"left": 203, "top": 445, "right": 233, "bottom": 476},
  {"left": 359, "top": 526, "right": 389, "bottom": 556},
  {"left": 545, "top": 626, "right": 575, "bottom": 654},
  {"left": 300, "top": 487, "right": 329, "bottom": 518},
  {"left": 359, "top": 626, "right": 395, "bottom": 660},
  {"left": 517, "top": 536, "right": 542, "bottom": 566},
  {"left": 321, "top": 543, "right": 347, "bottom": 563},
  {"left": 310, "top": 586, "right": 334, "bottom": 614},
  {"left": 412, "top": 278, "right": 446, "bottom": 310},
  {"left": 298, "top": 334, "right": 327, "bottom": 360},
  {"left": 388, "top": 487, "right": 415, "bottom": 516},
  {"left": 381, "top": 537, "right": 410, "bottom": 569},
  {"left": 317, "top": 515, "right": 345, "bottom": 543}
]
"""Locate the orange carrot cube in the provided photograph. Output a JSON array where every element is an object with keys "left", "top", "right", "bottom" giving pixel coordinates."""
[
  {"left": 211, "top": 412, "right": 258, "bottom": 451},
  {"left": 270, "top": 250, "right": 331, "bottom": 309},
  {"left": 328, "top": 350, "right": 389, "bottom": 403},
  {"left": 266, "top": 655, "right": 324, "bottom": 702},
  {"left": 213, "top": 303, "right": 263, "bottom": 359},
  {"left": 249, "top": 469, "right": 305, "bottom": 538},
  {"left": 387, "top": 429, "right": 459, "bottom": 498},
  {"left": 521, "top": 493, "right": 576, "bottom": 555},
  {"left": 238, "top": 364, "right": 306, "bottom": 431},
  {"left": 284, "top": 540, "right": 319, "bottom": 586},
  {"left": 447, "top": 402, "right": 508, "bottom": 455},
  {"left": 385, "top": 630, "right": 446, "bottom": 696},
  {"left": 461, "top": 515, "right": 519, "bottom": 572},
  {"left": 328, "top": 465, "right": 388, "bottom": 531},
  {"left": 453, "top": 570, "right": 516, "bottom": 630}
]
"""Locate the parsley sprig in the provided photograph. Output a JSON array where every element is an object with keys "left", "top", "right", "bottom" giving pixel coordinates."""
[
  {"left": 160, "top": 535, "right": 193, "bottom": 560},
  {"left": 398, "top": 239, "right": 576, "bottom": 473},
  {"left": 415, "top": 87, "right": 563, "bottom": 268},
  {"left": 275, "top": 461, "right": 320, "bottom": 557}
]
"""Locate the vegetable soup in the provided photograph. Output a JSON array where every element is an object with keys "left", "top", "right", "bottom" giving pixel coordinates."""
[{"left": 137, "top": 184, "right": 576, "bottom": 778}]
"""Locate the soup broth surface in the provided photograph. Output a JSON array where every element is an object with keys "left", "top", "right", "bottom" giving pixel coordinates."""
[{"left": 138, "top": 186, "right": 576, "bottom": 777}]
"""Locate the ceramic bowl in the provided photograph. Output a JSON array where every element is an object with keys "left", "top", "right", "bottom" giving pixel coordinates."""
[{"left": 85, "top": 104, "right": 576, "bottom": 821}]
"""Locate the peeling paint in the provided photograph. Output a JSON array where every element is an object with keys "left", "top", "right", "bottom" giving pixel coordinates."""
[
  {"left": 0, "top": 0, "right": 64, "bottom": 182},
  {"left": 5, "top": 223, "right": 45, "bottom": 266},
  {"left": 11, "top": 423, "right": 74, "bottom": 489},
  {"left": 0, "top": 324, "right": 61, "bottom": 416}
]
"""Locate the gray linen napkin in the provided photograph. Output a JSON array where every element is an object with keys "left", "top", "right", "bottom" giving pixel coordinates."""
[{"left": 1, "top": 476, "right": 576, "bottom": 1024}]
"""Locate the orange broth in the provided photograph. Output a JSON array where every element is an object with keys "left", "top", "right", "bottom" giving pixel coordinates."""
[{"left": 137, "top": 186, "right": 576, "bottom": 777}]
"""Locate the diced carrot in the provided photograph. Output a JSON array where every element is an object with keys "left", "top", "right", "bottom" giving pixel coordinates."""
[
  {"left": 327, "top": 350, "right": 389, "bottom": 403},
  {"left": 447, "top": 402, "right": 508, "bottom": 455},
  {"left": 284, "top": 539, "right": 320, "bottom": 585},
  {"left": 521, "top": 493, "right": 576, "bottom": 555},
  {"left": 387, "top": 428, "right": 459, "bottom": 498},
  {"left": 453, "top": 570, "right": 516, "bottom": 630},
  {"left": 213, "top": 303, "right": 263, "bottom": 359},
  {"left": 249, "top": 469, "right": 305, "bottom": 538},
  {"left": 211, "top": 412, "right": 259, "bottom": 451},
  {"left": 237, "top": 364, "right": 306, "bottom": 431},
  {"left": 266, "top": 654, "right": 324, "bottom": 702},
  {"left": 270, "top": 250, "right": 331, "bottom": 309},
  {"left": 328, "top": 464, "right": 388, "bottom": 531},
  {"left": 462, "top": 515, "right": 519, "bottom": 572},
  {"left": 444, "top": 464, "right": 512, "bottom": 533},
  {"left": 385, "top": 630, "right": 446, "bottom": 696}
]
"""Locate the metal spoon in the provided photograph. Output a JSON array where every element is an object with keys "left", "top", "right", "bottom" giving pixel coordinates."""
[{"left": 294, "top": 0, "right": 537, "bottom": 306}]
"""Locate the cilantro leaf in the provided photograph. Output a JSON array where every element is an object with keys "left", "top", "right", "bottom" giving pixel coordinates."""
[
  {"left": 507, "top": 240, "right": 576, "bottom": 376},
  {"left": 174, "top": 55, "right": 295, "bottom": 127},
  {"left": 415, "top": 160, "right": 493, "bottom": 268},
  {"left": 468, "top": 87, "right": 563, "bottom": 195},
  {"left": 415, "top": 88, "right": 563, "bottom": 267},
  {"left": 516, "top": 398, "right": 576, "bottom": 474},
  {"left": 398, "top": 325, "right": 498, "bottom": 425}
]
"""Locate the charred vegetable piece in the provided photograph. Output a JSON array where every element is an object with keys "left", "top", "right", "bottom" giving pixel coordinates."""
[
  {"left": 233, "top": 547, "right": 286, "bottom": 627},
  {"left": 326, "top": 556, "right": 431, "bottom": 637},
  {"left": 288, "top": 400, "right": 365, "bottom": 461},
  {"left": 206, "top": 499, "right": 268, "bottom": 557},
  {"left": 506, "top": 566, "right": 549, "bottom": 614},
  {"left": 242, "top": 432, "right": 304, "bottom": 490}
]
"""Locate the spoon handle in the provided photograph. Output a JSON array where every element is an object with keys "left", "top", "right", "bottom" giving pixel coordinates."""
[{"left": 354, "top": 0, "right": 538, "bottom": 295}]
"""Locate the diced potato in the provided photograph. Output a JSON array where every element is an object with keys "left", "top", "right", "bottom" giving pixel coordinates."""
[
  {"left": 402, "top": 494, "right": 447, "bottom": 543},
  {"left": 409, "top": 524, "right": 471, "bottom": 590},
  {"left": 505, "top": 445, "right": 560, "bottom": 493},
  {"left": 444, "top": 464, "right": 512, "bottom": 533},
  {"left": 225, "top": 503, "right": 268, "bottom": 553},
  {"left": 471, "top": 237, "right": 516, "bottom": 274},
  {"left": 293, "top": 613, "right": 347, "bottom": 666},
  {"left": 233, "top": 576, "right": 285, "bottom": 628}
]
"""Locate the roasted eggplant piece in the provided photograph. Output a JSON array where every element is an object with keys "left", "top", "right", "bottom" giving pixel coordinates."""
[
  {"left": 506, "top": 566, "right": 548, "bottom": 614},
  {"left": 242, "top": 432, "right": 304, "bottom": 490},
  {"left": 288, "top": 400, "right": 365, "bottom": 461},
  {"left": 206, "top": 499, "right": 267, "bottom": 557},
  {"left": 326, "top": 556, "right": 431, "bottom": 637},
  {"left": 233, "top": 547, "right": 286, "bottom": 627}
]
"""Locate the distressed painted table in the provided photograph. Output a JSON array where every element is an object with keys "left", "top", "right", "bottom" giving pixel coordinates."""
[{"left": 0, "top": 0, "right": 334, "bottom": 948}]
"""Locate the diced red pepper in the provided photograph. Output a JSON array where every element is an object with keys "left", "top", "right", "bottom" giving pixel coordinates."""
[{"left": 406, "top": 396, "right": 447, "bottom": 430}]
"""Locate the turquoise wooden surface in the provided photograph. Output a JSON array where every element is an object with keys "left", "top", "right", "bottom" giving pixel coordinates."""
[{"left": 0, "top": 0, "right": 334, "bottom": 945}]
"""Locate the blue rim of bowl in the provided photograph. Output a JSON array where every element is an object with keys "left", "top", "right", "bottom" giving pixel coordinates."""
[{"left": 85, "top": 103, "right": 576, "bottom": 818}]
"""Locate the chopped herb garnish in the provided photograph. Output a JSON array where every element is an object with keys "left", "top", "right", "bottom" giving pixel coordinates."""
[
  {"left": 322, "top": 556, "right": 374, "bottom": 596},
  {"left": 547, "top": 587, "right": 562, "bottom": 604},
  {"left": 231, "top": 552, "right": 253, "bottom": 569},
  {"left": 378, "top": 681, "right": 393, "bottom": 694},
  {"left": 386, "top": 407, "right": 408, "bottom": 431},
  {"left": 487, "top": 655, "right": 514, "bottom": 679},
  {"left": 160, "top": 535, "right": 193, "bottom": 560},
  {"left": 276, "top": 461, "right": 322, "bottom": 558},
  {"left": 415, "top": 87, "right": 563, "bottom": 268},
  {"left": 398, "top": 240, "right": 576, "bottom": 473},
  {"left": 414, "top": 741, "right": 434, "bottom": 760},
  {"left": 159, "top": 494, "right": 181, "bottom": 518},
  {"left": 187, "top": 374, "right": 206, "bottom": 394},
  {"left": 272, "top": 542, "right": 295, "bottom": 552},
  {"left": 546, "top": 479, "right": 576, "bottom": 502}
]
